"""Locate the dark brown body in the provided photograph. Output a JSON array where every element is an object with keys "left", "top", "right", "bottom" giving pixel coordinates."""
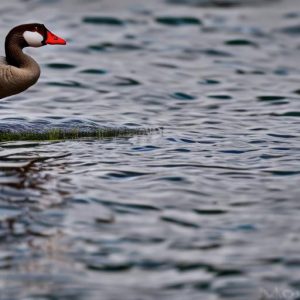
[{"left": 0, "top": 55, "right": 40, "bottom": 99}]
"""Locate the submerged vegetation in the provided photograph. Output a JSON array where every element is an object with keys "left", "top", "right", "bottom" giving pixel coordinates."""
[{"left": 0, "top": 127, "right": 160, "bottom": 142}]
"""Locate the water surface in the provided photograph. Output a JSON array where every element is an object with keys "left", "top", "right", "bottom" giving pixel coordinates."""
[{"left": 0, "top": 0, "right": 300, "bottom": 299}]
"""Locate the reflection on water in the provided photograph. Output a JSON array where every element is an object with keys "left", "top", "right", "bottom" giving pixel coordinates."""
[{"left": 0, "top": 0, "right": 300, "bottom": 299}]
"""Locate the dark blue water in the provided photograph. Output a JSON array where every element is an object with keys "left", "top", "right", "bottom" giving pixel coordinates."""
[{"left": 0, "top": 0, "right": 300, "bottom": 299}]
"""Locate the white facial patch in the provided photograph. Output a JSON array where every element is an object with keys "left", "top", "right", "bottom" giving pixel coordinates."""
[{"left": 23, "top": 31, "right": 43, "bottom": 47}]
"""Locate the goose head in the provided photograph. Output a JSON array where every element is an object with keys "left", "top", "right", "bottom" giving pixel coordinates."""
[{"left": 6, "top": 23, "right": 66, "bottom": 49}]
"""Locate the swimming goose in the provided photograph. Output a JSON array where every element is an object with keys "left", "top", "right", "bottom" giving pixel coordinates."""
[{"left": 0, "top": 23, "right": 66, "bottom": 99}]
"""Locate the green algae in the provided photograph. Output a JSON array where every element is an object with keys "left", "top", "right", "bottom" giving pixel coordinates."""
[{"left": 0, "top": 127, "right": 160, "bottom": 142}]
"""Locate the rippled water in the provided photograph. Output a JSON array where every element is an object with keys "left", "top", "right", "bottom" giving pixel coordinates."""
[{"left": 0, "top": 0, "right": 300, "bottom": 299}]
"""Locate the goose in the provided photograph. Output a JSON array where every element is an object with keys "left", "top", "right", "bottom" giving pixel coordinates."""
[{"left": 0, "top": 23, "right": 66, "bottom": 99}]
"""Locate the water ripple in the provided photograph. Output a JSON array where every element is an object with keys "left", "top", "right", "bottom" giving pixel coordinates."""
[{"left": 0, "top": 0, "right": 299, "bottom": 299}]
